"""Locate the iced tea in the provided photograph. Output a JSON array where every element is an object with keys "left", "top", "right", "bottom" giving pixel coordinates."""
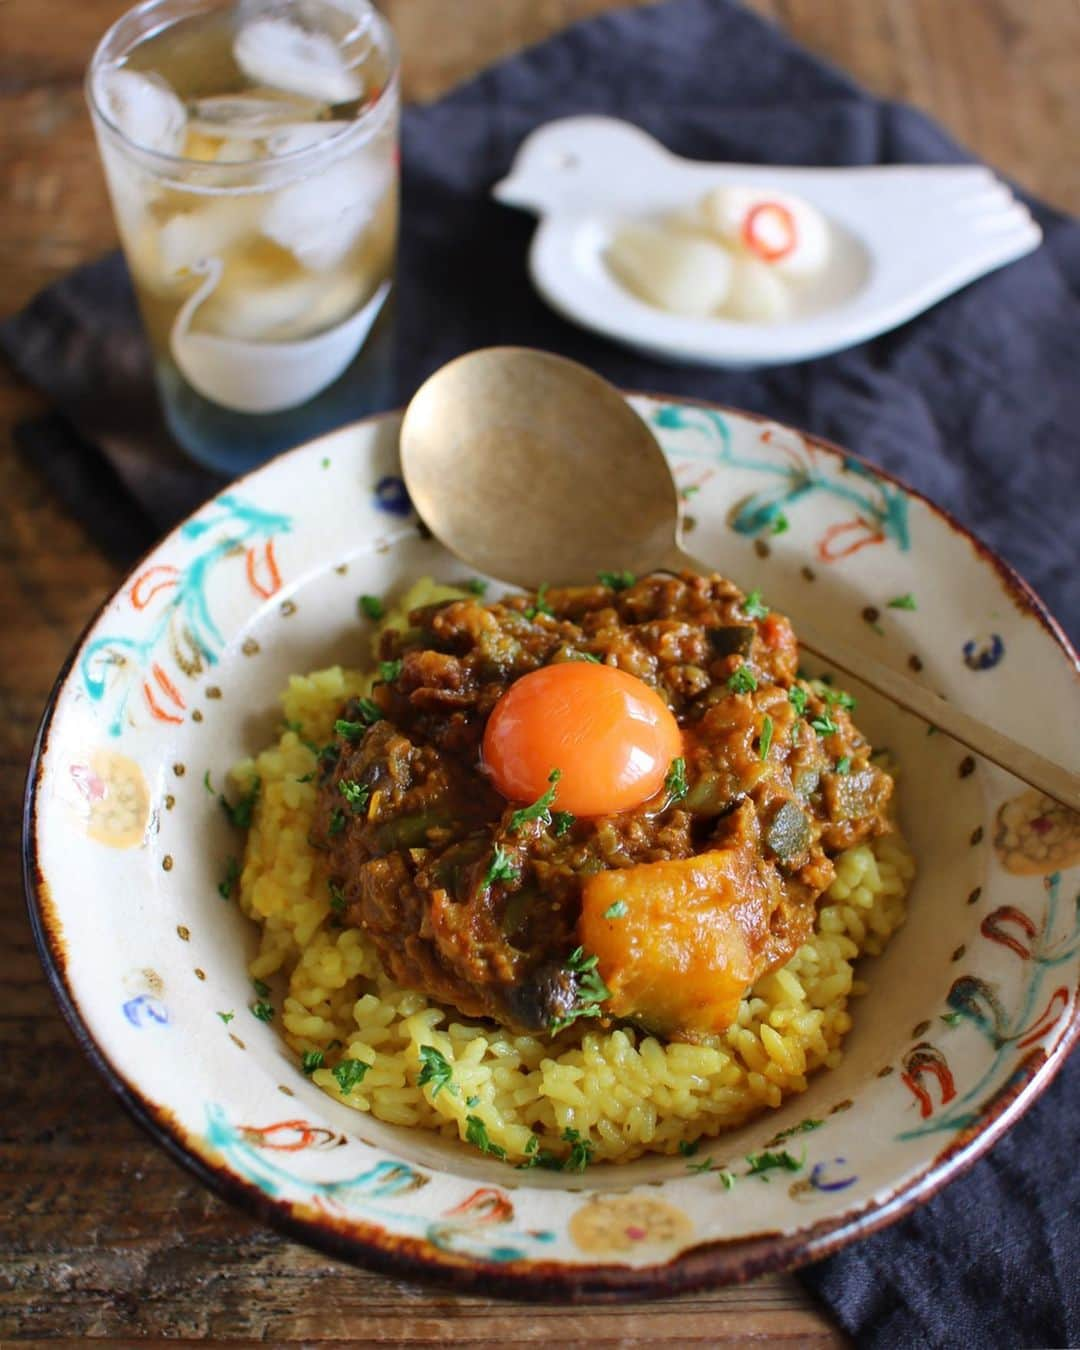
[{"left": 88, "top": 0, "right": 399, "bottom": 470}]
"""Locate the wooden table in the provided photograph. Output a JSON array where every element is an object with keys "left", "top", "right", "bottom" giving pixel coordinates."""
[{"left": 2, "top": 1, "right": 1077, "bottom": 1343}]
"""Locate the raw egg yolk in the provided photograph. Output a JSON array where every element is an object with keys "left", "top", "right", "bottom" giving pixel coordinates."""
[{"left": 482, "top": 663, "right": 683, "bottom": 818}]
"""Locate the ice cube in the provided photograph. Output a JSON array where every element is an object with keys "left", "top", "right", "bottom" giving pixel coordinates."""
[
  {"left": 234, "top": 17, "right": 363, "bottom": 104},
  {"left": 606, "top": 225, "right": 732, "bottom": 317},
  {"left": 94, "top": 66, "right": 186, "bottom": 156},
  {"left": 157, "top": 196, "right": 264, "bottom": 277},
  {"left": 261, "top": 151, "right": 387, "bottom": 269},
  {"left": 181, "top": 128, "right": 263, "bottom": 163},
  {"left": 262, "top": 120, "right": 350, "bottom": 156},
  {"left": 187, "top": 89, "right": 328, "bottom": 141},
  {"left": 312, "top": 0, "right": 376, "bottom": 36},
  {"left": 192, "top": 254, "right": 370, "bottom": 341}
]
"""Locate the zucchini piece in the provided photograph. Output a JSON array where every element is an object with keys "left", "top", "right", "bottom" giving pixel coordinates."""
[
  {"left": 683, "top": 771, "right": 736, "bottom": 816},
  {"left": 375, "top": 811, "right": 453, "bottom": 851},
  {"left": 706, "top": 625, "right": 756, "bottom": 658},
  {"left": 765, "top": 800, "right": 812, "bottom": 862}
]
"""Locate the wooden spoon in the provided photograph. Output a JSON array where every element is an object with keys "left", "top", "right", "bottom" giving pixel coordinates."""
[{"left": 399, "top": 347, "right": 1079, "bottom": 812}]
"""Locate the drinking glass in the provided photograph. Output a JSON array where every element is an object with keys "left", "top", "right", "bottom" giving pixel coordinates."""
[{"left": 87, "top": 0, "right": 399, "bottom": 473}]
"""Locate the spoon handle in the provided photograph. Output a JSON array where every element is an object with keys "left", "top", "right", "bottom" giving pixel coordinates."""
[{"left": 673, "top": 548, "right": 1080, "bottom": 814}]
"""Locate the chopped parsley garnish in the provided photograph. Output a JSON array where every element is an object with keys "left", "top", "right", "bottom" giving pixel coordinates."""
[
  {"left": 759, "top": 715, "right": 774, "bottom": 762},
  {"left": 562, "top": 1127, "right": 594, "bottom": 1172},
  {"left": 334, "top": 718, "right": 366, "bottom": 741},
  {"left": 603, "top": 900, "right": 628, "bottom": 920},
  {"left": 551, "top": 811, "right": 575, "bottom": 837},
  {"left": 217, "top": 1011, "right": 235, "bottom": 1025},
  {"left": 219, "top": 777, "right": 260, "bottom": 829},
  {"left": 332, "top": 1058, "right": 369, "bottom": 1094},
  {"left": 218, "top": 855, "right": 240, "bottom": 901},
  {"left": 727, "top": 665, "right": 758, "bottom": 694},
  {"left": 378, "top": 658, "right": 403, "bottom": 683},
  {"left": 549, "top": 947, "right": 610, "bottom": 1034},
  {"left": 681, "top": 484, "right": 700, "bottom": 499},
  {"left": 509, "top": 768, "right": 561, "bottom": 833},
  {"left": 681, "top": 1155, "right": 736, "bottom": 1187},
  {"left": 251, "top": 1001, "right": 274, "bottom": 1022},
  {"left": 770, "top": 514, "right": 790, "bottom": 536},
  {"left": 328, "top": 880, "right": 346, "bottom": 912},
  {"left": 678, "top": 1139, "right": 699, "bottom": 1157},
  {"left": 887, "top": 593, "right": 917, "bottom": 611},
  {"left": 686, "top": 1155, "right": 719, "bottom": 1175},
  {"left": 417, "top": 1045, "right": 454, "bottom": 1099},
  {"left": 597, "top": 569, "right": 636, "bottom": 591},
  {"left": 465, "top": 1114, "right": 506, "bottom": 1159},
  {"left": 302, "top": 1049, "right": 325, "bottom": 1075},
  {"left": 566, "top": 945, "right": 606, "bottom": 978},
  {"left": 252, "top": 978, "right": 270, "bottom": 998},
  {"left": 203, "top": 769, "right": 214, "bottom": 795},
  {"left": 570, "top": 650, "right": 602, "bottom": 663},
  {"left": 465, "top": 577, "right": 488, "bottom": 596},
  {"left": 317, "top": 743, "right": 341, "bottom": 775},
  {"left": 524, "top": 583, "right": 554, "bottom": 620},
  {"left": 821, "top": 687, "right": 857, "bottom": 712},
  {"left": 482, "top": 845, "right": 520, "bottom": 889},
  {"left": 466, "top": 1095, "right": 480, "bottom": 1107},
  {"left": 745, "top": 1148, "right": 803, "bottom": 1179},
  {"left": 517, "top": 1135, "right": 565, "bottom": 1171},
  {"left": 327, "top": 807, "right": 346, "bottom": 836},
  {"left": 338, "top": 778, "right": 370, "bottom": 813},
  {"left": 359, "top": 594, "right": 384, "bottom": 621},
  {"left": 742, "top": 589, "right": 769, "bottom": 620},
  {"left": 834, "top": 756, "right": 851, "bottom": 776},
  {"left": 810, "top": 713, "right": 839, "bottom": 737},
  {"left": 769, "top": 1118, "right": 823, "bottom": 1144},
  {"left": 788, "top": 685, "right": 808, "bottom": 717},
  {"left": 941, "top": 1011, "right": 964, "bottom": 1027},
  {"left": 664, "top": 756, "right": 689, "bottom": 803},
  {"left": 334, "top": 701, "right": 383, "bottom": 738}
]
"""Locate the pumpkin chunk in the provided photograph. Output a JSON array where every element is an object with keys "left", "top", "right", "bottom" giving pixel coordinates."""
[{"left": 579, "top": 844, "right": 785, "bottom": 1037}]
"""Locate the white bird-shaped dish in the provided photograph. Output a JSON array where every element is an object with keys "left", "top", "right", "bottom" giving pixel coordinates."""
[{"left": 492, "top": 116, "right": 1042, "bottom": 368}]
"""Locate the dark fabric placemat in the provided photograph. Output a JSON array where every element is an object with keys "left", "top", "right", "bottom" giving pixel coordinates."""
[{"left": 3, "top": 1, "right": 1078, "bottom": 1343}]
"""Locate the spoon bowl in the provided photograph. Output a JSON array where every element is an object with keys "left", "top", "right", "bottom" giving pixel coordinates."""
[
  {"left": 399, "top": 346, "right": 1079, "bottom": 811},
  {"left": 400, "top": 347, "right": 680, "bottom": 588}
]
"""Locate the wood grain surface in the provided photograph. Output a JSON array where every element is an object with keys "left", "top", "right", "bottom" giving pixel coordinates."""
[{"left": 2, "top": 1, "right": 1077, "bottom": 1343}]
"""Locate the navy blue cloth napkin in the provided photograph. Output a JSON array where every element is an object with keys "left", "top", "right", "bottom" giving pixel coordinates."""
[{"left": 2, "top": 1, "right": 1077, "bottom": 1343}]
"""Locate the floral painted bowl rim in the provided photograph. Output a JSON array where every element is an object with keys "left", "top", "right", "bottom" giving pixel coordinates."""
[{"left": 23, "top": 391, "right": 1080, "bottom": 1302}]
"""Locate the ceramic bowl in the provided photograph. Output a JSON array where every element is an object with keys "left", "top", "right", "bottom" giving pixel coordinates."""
[{"left": 25, "top": 395, "right": 1080, "bottom": 1300}]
